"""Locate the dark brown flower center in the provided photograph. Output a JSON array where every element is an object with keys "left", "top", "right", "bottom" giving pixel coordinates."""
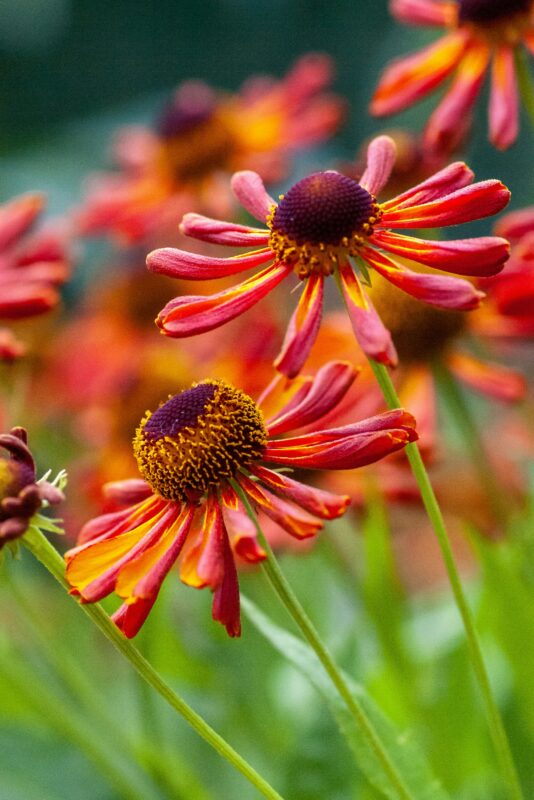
[
  {"left": 268, "top": 172, "right": 380, "bottom": 278},
  {"left": 133, "top": 381, "right": 267, "bottom": 501},
  {"left": 369, "top": 275, "right": 466, "bottom": 363},
  {"left": 272, "top": 172, "right": 375, "bottom": 245},
  {"left": 459, "top": 0, "right": 531, "bottom": 23}
]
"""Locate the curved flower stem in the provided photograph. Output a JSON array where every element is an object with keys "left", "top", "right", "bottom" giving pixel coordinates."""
[
  {"left": 367, "top": 358, "right": 523, "bottom": 800},
  {"left": 432, "top": 359, "right": 510, "bottom": 527},
  {"left": 230, "top": 479, "right": 414, "bottom": 800},
  {"left": 21, "top": 526, "right": 286, "bottom": 800},
  {"left": 515, "top": 47, "right": 534, "bottom": 132}
]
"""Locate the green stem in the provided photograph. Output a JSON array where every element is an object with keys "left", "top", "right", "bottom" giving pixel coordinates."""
[
  {"left": 367, "top": 358, "right": 523, "bottom": 800},
  {"left": 432, "top": 359, "right": 511, "bottom": 527},
  {"left": 230, "top": 479, "right": 415, "bottom": 800},
  {"left": 21, "top": 526, "right": 285, "bottom": 800},
  {"left": 515, "top": 47, "right": 534, "bottom": 132}
]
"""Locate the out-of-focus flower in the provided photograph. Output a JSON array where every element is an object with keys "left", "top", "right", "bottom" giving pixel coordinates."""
[
  {"left": 371, "top": 0, "right": 534, "bottom": 151},
  {"left": 0, "top": 194, "right": 70, "bottom": 359},
  {"left": 76, "top": 54, "right": 345, "bottom": 246},
  {"left": 0, "top": 427, "right": 64, "bottom": 547},
  {"left": 478, "top": 204, "right": 534, "bottom": 337},
  {"left": 148, "top": 135, "right": 510, "bottom": 377},
  {"left": 65, "top": 363, "right": 417, "bottom": 638}
]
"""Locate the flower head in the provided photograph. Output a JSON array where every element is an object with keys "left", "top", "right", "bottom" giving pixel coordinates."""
[
  {"left": 65, "top": 363, "right": 417, "bottom": 638},
  {"left": 0, "top": 427, "right": 64, "bottom": 547},
  {"left": 371, "top": 0, "right": 534, "bottom": 151},
  {"left": 76, "top": 54, "right": 345, "bottom": 246},
  {"left": 148, "top": 135, "right": 510, "bottom": 377},
  {"left": 0, "top": 194, "right": 70, "bottom": 359}
]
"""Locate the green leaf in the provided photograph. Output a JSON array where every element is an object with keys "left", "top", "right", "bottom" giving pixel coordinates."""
[{"left": 242, "top": 595, "right": 449, "bottom": 800}]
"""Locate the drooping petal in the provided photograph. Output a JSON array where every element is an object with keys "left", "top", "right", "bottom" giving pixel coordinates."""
[
  {"left": 266, "top": 408, "right": 417, "bottom": 447},
  {"left": 65, "top": 504, "right": 177, "bottom": 602},
  {"left": 250, "top": 464, "right": 350, "bottom": 519},
  {"left": 264, "top": 426, "right": 417, "bottom": 470},
  {"left": 391, "top": 0, "right": 457, "bottom": 26},
  {"left": 187, "top": 494, "right": 240, "bottom": 637},
  {"left": 424, "top": 40, "right": 490, "bottom": 154},
  {"left": 266, "top": 360, "right": 359, "bottom": 435},
  {"left": 156, "top": 262, "right": 290, "bottom": 338},
  {"left": 337, "top": 263, "right": 398, "bottom": 366},
  {"left": 380, "top": 180, "right": 510, "bottom": 228},
  {"left": 380, "top": 161, "right": 474, "bottom": 211},
  {"left": 0, "top": 193, "right": 45, "bottom": 251},
  {"left": 371, "top": 230, "right": 509, "bottom": 277},
  {"left": 231, "top": 171, "right": 275, "bottom": 222},
  {"left": 0, "top": 284, "right": 58, "bottom": 319},
  {"left": 180, "top": 212, "right": 270, "bottom": 246},
  {"left": 103, "top": 479, "right": 153, "bottom": 505},
  {"left": 237, "top": 473, "right": 323, "bottom": 539},
  {"left": 446, "top": 351, "right": 527, "bottom": 402},
  {"left": 494, "top": 205, "right": 534, "bottom": 241},
  {"left": 274, "top": 273, "right": 324, "bottom": 378},
  {"left": 362, "top": 246, "right": 484, "bottom": 310},
  {"left": 370, "top": 31, "right": 468, "bottom": 116},
  {"left": 75, "top": 495, "right": 165, "bottom": 546},
  {"left": 146, "top": 246, "right": 273, "bottom": 280},
  {"left": 488, "top": 46, "right": 519, "bottom": 151},
  {"left": 115, "top": 505, "right": 195, "bottom": 601},
  {"left": 112, "top": 597, "right": 158, "bottom": 639},
  {"left": 360, "top": 136, "right": 397, "bottom": 196}
]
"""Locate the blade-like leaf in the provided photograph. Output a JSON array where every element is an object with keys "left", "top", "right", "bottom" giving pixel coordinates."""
[{"left": 242, "top": 595, "right": 449, "bottom": 800}]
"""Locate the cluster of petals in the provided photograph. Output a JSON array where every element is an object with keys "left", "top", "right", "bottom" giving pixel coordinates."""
[
  {"left": 0, "top": 193, "right": 70, "bottom": 359},
  {"left": 477, "top": 204, "right": 534, "bottom": 337},
  {"left": 75, "top": 53, "right": 344, "bottom": 245},
  {"left": 65, "top": 361, "right": 417, "bottom": 638},
  {"left": 371, "top": 0, "right": 534, "bottom": 151},
  {"left": 0, "top": 427, "right": 64, "bottom": 547},
  {"left": 147, "top": 135, "right": 510, "bottom": 378}
]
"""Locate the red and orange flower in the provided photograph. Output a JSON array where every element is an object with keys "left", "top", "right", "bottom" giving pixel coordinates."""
[
  {"left": 0, "top": 194, "right": 70, "bottom": 360},
  {"left": 147, "top": 135, "right": 510, "bottom": 377},
  {"left": 65, "top": 362, "right": 417, "bottom": 638},
  {"left": 76, "top": 54, "right": 344, "bottom": 246},
  {"left": 371, "top": 0, "right": 534, "bottom": 151}
]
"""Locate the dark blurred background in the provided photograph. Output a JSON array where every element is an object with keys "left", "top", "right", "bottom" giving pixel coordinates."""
[{"left": 1, "top": 0, "right": 533, "bottom": 216}]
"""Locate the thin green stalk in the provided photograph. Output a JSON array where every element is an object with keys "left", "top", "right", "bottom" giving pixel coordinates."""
[
  {"left": 516, "top": 47, "right": 534, "bottom": 131},
  {"left": 6, "top": 572, "right": 213, "bottom": 800},
  {"left": 21, "top": 526, "right": 285, "bottom": 800},
  {"left": 367, "top": 358, "right": 523, "bottom": 800},
  {"left": 432, "top": 359, "right": 511, "bottom": 526},
  {"left": 230, "top": 478, "right": 415, "bottom": 800}
]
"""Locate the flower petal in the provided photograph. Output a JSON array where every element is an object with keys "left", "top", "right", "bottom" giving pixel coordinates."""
[
  {"left": 494, "top": 205, "right": 534, "bottom": 240},
  {"left": 391, "top": 0, "right": 457, "bottom": 26},
  {"left": 424, "top": 41, "right": 490, "bottom": 154},
  {"left": 380, "top": 161, "right": 474, "bottom": 211},
  {"left": 370, "top": 31, "right": 468, "bottom": 116},
  {"left": 112, "top": 597, "right": 157, "bottom": 639},
  {"left": 362, "top": 246, "right": 484, "bottom": 309},
  {"left": 231, "top": 171, "right": 275, "bottom": 222},
  {"left": 250, "top": 464, "right": 350, "bottom": 519},
  {"left": 156, "top": 262, "right": 290, "bottom": 338},
  {"left": 274, "top": 273, "right": 324, "bottom": 378},
  {"left": 446, "top": 351, "right": 526, "bottom": 402},
  {"left": 146, "top": 246, "right": 273, "bottom": 280},
  {"left": 237, "top": 473, "right": 323, "bottom": 539},
  {"left": 180, "top": 212, "right": 270, "bottom": 246},
  {"left": 266, "top": 360, "right": 359, "bottom": 435},
  {"left": 360, "top": 136, "right": 397, "bottom": 196},
  {"left": 380, "top": 180, "right": 510, "bottom": 228},
  {"left": 371, "top": 230, "right": 509, "bottom": 277},
  {"left": 489, "top": 46, "right": 519, "bottom": 151},
  {"left": 337, "top": 263, "right": 398, "bottom": 365},
  {"left": 0, "top": 193, "right": 45, "bottom": 251}
]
